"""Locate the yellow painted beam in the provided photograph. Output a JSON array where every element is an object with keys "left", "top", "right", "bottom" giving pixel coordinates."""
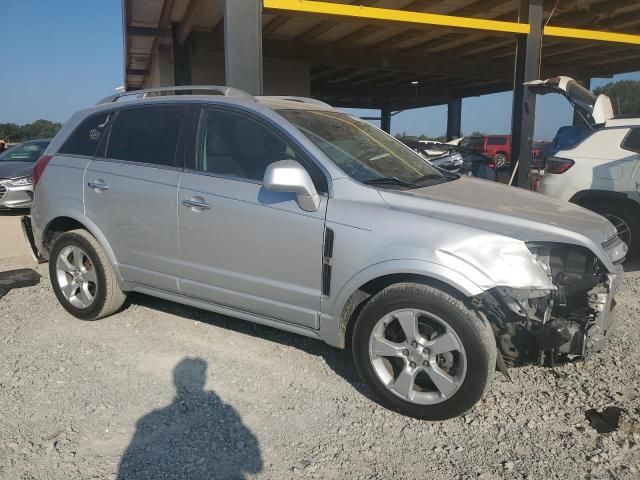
[
  {"left": 544, "top": 26, "right": 640, "bottom": 46},
  {"left": 263, "top": 0, "right": 529, "bottom": 35},
  {"left": 263, "top": 0, "right": 640, "bottom": 46}
]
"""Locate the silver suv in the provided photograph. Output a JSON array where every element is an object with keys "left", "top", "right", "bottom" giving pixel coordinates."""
[{"left": 25, "top": 86, "right": 626, "bottom": 420}]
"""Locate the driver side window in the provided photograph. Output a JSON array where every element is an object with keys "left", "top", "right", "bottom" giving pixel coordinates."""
[
  {"left": 197, "top": 109, "right": 297, "bottom": 181},
  {"left": 196, "top": 109, "right": 328, "bottom": 192}
]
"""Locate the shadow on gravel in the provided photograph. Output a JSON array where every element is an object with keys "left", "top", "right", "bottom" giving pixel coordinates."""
[
  {"left": 585, "top": 406, "right": 624, "bottom": 434},
  {"left": 0, "top": 268, "right": 40, "bottom": 300},
  {"left": 118, "top": 358, "right": 262, "bottom": 480},
  {"left": 127, "top": 293, "right": 370, "bottom": 398}
]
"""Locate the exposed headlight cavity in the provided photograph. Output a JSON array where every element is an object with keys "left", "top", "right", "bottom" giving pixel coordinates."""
[{"left": 526, "top": 244, "right": 552, "bottom": 277}]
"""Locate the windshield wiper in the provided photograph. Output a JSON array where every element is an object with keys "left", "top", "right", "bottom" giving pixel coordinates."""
[
  {"left": 363, "top": 176, "right": 420, "bottom": 188},
  {"left": 412, "top": 172, "right": 458, "bottom": 184}
]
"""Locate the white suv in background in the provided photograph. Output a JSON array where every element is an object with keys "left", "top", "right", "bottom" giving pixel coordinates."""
[{"left": 533, "top": 77, "right": 640, "bottom": 257}]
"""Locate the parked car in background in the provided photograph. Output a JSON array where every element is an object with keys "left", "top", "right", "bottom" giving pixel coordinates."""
[
  {"left": 24, "top": 86, "right": 625, "bottom": 420},
  {"left": 403, "top": 139, "right": 496, "bottom": 180},
  {"left": 531, "top": 140, "right": 552, "bottom": 169},
  {"left": 465, "top": 134, "right": 511, "bottom": 169},
  {"left": 532, "top": 76, "right": 639, "bottom": 257},
  {"left": 0, "top": 139, "right": 51, "bottom": 210}
]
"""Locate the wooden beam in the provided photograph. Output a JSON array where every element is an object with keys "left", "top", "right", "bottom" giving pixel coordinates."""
[
  {"left": 127, "top": 26, "right": 171, "bottom": 37},
  {"left": 295, "top": 20, "right": 338, "bottom": 41},
  {"left": 126, "top": 67, "right": 150, "bottom": 76},
  {"left": 158, "top": 0, "right": 176, "bottom": 28},
  {"left": 335, "top": 25, "right": 384, "bottom": 45},
  {"left": 263, "top": 15, "right": 290, "bottom": 35},
  {"left": 177, "top": 0, "right": 206, "bottom": 45},
  {"left": 261, "top": 38, "right": 513, "bottom": 80}
]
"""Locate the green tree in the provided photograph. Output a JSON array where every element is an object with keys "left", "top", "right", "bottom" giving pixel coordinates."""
[
  {"left": 0, "top": 119, "right": 62, "bottom": 143},
  {"left": 594, "top": 80, "right": 640, "bottom": 116}
]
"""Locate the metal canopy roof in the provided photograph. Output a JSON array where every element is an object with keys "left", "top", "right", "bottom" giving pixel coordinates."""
[{"left": 123, "top": 0, "right": 640, "bottom": 110}]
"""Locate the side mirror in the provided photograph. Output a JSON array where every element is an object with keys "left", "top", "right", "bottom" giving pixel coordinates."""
[{"left": 263, "top": 160, "right": 320, "bottom": 212}]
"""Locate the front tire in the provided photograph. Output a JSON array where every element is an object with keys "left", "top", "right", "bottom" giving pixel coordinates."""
[
  {"left": 352, "top": 283, "right": 496, "bottom": 420},
  {"left": 49, "top": 229, "right": 126, "bottom": 320}
]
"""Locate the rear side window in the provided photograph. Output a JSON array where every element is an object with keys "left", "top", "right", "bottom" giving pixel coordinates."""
[
  {"left": 59, "top": 112, "right": 112, "bottom": 157},
  {"left": 622, "top": 128, "right": 640, "bottom": 153},
  {"left": 487, "top": 136, "right": 507, "bottom": 145},
  {"left": 106, "top": 106, "right": 186, "bottom": 166}
]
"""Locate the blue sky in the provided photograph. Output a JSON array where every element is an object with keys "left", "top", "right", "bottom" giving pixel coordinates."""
[{"left": 1, "top": 0, "right": 639, "bottom": 140}]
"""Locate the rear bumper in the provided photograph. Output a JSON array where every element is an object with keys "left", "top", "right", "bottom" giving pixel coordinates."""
[{"left": 20, "top": 215, "right": 46, "bottom": 263}]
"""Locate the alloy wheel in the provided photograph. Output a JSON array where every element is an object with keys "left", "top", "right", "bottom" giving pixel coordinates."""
[
  {"left": 368, "top": 308, "right": 467, "bottom": 405},
  {"left": 55, "top": 246, "right": 98, "bottom": 309}
]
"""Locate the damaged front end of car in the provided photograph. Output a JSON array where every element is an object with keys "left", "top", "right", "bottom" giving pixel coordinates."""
[{"left": 472, "top": 239, "right": 625, "bottom": 366}]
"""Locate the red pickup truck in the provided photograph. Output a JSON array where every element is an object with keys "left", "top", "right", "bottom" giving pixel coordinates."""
[{"left": 466, "top": 135, "right": 547, "bottom": 170}]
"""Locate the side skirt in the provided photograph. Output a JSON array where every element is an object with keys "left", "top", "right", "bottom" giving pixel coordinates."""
[{"left": 130, "top": 284, "right": 325, "bottom": 342}]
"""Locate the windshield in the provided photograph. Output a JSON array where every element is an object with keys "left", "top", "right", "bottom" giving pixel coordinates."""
[
  {"left": 279, "top": 109, "right": 445, "bottom": 187},
  {"left": 0, "top": 141, "right": 48, "bottom": 162}
]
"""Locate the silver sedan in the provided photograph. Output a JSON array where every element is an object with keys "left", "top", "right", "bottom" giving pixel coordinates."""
[{"left": 0, "top": 139, "right": 50, "bottom": 210}]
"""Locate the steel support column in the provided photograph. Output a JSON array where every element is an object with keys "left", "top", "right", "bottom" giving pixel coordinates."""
[
  {"left": 573, "top": 78, "right": 592, "bottom": 126},
  {"left": 510, "top": 0, "right": 543, "bottom": 188},
  {"left": 447, "top": 98, "right": 462, "bottom": 141},
  {"left": 172, "top": 24, "right": 192, "bottom": 86},
  {"left": 224, "top": 0, "right": 263, "bottom": 95},
  {"left": 381, "top": 104, "right": 392, "bottom": 134}
]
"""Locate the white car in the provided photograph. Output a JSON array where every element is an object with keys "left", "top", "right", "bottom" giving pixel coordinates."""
[{"left": 533, "top": 76, "right": 639, "bottom": 257}]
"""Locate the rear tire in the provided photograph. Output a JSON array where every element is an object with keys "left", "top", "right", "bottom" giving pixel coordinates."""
[
  {"left": 49, "top": 229, "right": 126, "bottom": 320},
  {"left": 494, "top": 153, "right": 507, "bottom": 169},
  {"left": 352, "top": 283, "right": 496, "bottom": 420}
]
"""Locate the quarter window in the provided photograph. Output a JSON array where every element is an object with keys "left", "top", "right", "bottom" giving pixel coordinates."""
[
  {"left": 622, "top": 128, "right": 640, "bottom": 153},
  {"left": 106, "top": 106, "right": 186, "bottom": 166},
  {"left": 59, "top": 112, "right": 112, "bottom": 157},
  {"left": 197, "top": 109, "right": 327, "bottom": 191}
]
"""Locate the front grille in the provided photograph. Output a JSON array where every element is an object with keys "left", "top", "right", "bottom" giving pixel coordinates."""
[{"left": 0, "top": 184, "right": 6, "bottom": 201}]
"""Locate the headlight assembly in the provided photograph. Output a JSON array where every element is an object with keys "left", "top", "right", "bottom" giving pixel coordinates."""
[{"left": 6, "top": 176, "right": 33, "bottom": 187}]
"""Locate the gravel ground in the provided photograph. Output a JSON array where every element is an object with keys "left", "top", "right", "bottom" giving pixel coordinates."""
[{"left": 1, "top": 254, "right": 639, "bottom": 479}]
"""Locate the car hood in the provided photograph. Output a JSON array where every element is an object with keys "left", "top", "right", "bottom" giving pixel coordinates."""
[
  {"left": 0, "top": 162, "right": 34, "bottom": 180},
  {"left": 378, "top": 176, "right": 617, "bottom": 248}
]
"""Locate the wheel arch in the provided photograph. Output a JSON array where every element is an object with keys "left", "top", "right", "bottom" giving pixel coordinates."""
[
  {"left": 324, "top": 260, "right": 484, "bottom": 349},
  {"left": 569, "top": 189, "right": 638, "bottom": 210},
  {"left": 42, "top": 214, "right": 123, "bottom": 281}
]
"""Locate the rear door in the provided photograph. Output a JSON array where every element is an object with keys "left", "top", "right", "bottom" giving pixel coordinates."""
[
  {"left": 84, "top": 104, "right": 187, "bottom": 293},
  {"left": 177, "top": 106, "right": 329, "bottom": 329}
]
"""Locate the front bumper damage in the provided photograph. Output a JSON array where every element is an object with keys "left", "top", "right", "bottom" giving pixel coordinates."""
[{"left": 473, "top": 244, "right": 623, "bottom": 366}]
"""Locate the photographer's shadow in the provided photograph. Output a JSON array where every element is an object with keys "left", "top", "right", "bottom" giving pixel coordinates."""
[{"left": 117, "top": 358, "right": 262, "bottom": 480}]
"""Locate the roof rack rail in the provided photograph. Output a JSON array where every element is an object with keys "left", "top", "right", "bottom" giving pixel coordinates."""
[
  {"left": 264, "top": 96, "right": 335, "bottom": 110},
  {"left": 97, "top": 85, "right": 255, "bottom": 105}
]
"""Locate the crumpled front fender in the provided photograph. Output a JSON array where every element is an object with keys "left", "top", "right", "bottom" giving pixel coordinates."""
[{"left": 435, "top": 236, "right": 554, "bottom": 291}]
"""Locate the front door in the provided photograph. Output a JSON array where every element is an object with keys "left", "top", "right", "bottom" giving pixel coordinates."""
[
  {"left": 84, "top": 104, "right": 187, "bottom": 293},
  {"left": 178, "top": 107, "right": 328, "bottom": 329}
]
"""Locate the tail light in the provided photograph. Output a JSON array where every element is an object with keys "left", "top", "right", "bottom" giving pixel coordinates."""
[
  {"left": 545, "top": 157, "right": 574, "bottom": 174},
  {"left": 33, "top": 155, "right": 53, "bottom": 188},
  {"left": 487, "top": 162, "right": 496, "bottom": 169}
]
